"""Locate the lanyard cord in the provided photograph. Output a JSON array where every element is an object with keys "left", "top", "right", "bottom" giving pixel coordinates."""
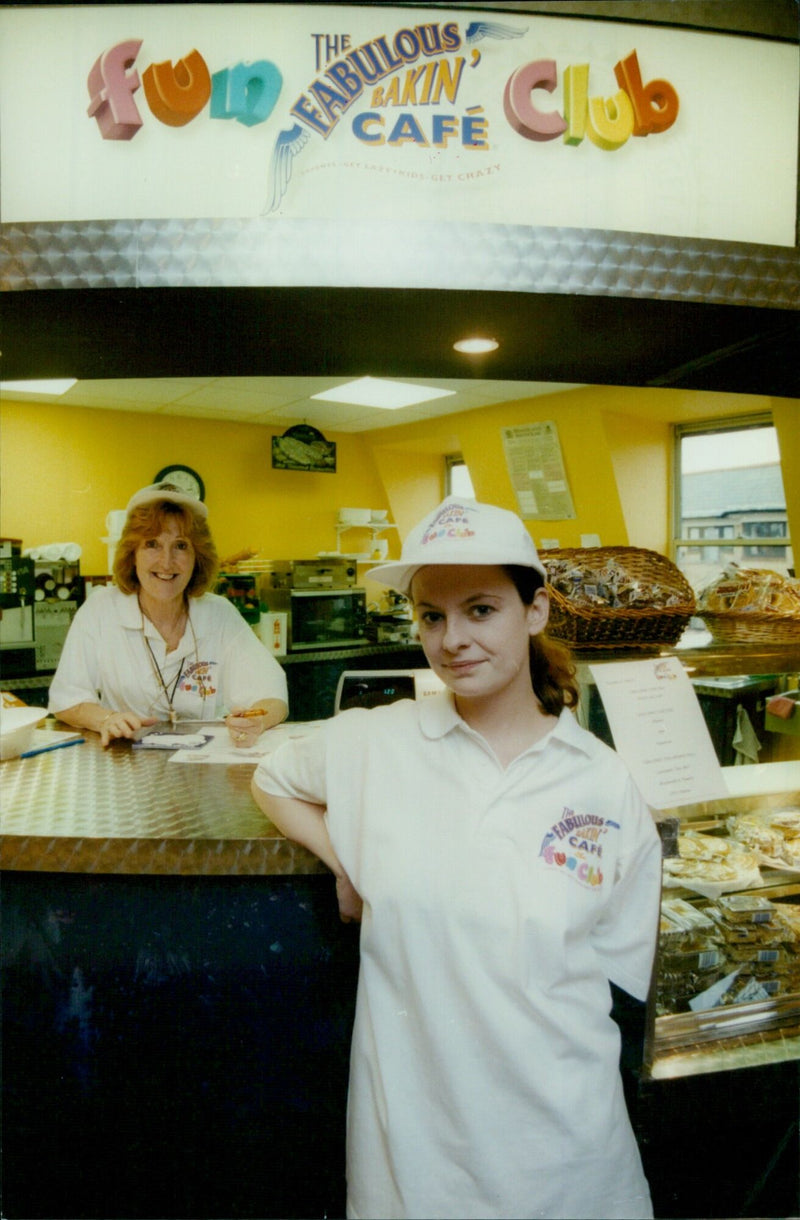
[
  {"left": 140, "top": 604, "right": 200, "bottom": 726},
  {"left": 143, "top": 637, "right": 185, "bottom": 727}
]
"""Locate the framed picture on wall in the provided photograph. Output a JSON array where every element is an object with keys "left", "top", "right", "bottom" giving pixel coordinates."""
[{"left": 272, "top": 424, "right": 336, "bottom": 473}]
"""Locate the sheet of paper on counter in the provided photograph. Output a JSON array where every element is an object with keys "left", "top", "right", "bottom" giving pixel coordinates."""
[
  {"left": 170, "top": 721, "right": 325, "bottom": 764},
  {"left": 589, "top": 655, "right": 728, "bottom": 809}
]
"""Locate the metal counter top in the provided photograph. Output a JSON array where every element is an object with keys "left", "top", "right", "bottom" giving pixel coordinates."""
[{"left": 0, "top": 725, "right": 325, "bottom": 877}]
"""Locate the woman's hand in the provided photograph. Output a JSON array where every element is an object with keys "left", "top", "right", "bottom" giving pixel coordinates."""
[
  {"left": 98, "top": 710, "right": 157, "bottom": 747},
  {"left": 226, "top": 699, "right": 287, "bottom": 748},
  {"left": 226, "top": 707, "right": 269, "bottom": 749},
  {"left": 335, "top": 872, "right": 363, "bottom": 924},
  {"left": 55, "top": 702, "right": 157, "bottom": 748}
]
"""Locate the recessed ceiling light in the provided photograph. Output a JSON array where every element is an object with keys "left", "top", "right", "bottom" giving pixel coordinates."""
[
  {"left": 453, "top": 337, "right": 499, "bottom": 354},
  {"left": 1, "top": 378, "right": 77, "bottom": 396},
  {"left": 312, "top": 376, "right": 455, "bottom": 410}
]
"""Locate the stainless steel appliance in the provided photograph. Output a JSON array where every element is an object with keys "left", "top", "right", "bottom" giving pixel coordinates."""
[
  {"left": 33, "top": 601, "right": 79, "bottom": 672},
  {"left": 258, "top": 559, "right": 364, "bottom": 651},
  {"left": 0, "top": 556, "right": 36, "bottom": 675},
  {"left": 32, "top": 558, "right": 84, "bottom": 672},
  {"left": 265, "top": 558, "right": 358, "bottom": 590},
  {"left": 335, "top": 669, "right": 444, "bottom": 711}
]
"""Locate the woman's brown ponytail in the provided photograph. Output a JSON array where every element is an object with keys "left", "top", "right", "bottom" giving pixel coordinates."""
[{"left": 503, "top": 565, "right": 579, "bottom": 717}]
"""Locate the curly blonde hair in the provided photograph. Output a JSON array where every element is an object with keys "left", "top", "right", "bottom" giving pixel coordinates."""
[{"left": 113, "top": 499, "right": 219, "bottom": 598}]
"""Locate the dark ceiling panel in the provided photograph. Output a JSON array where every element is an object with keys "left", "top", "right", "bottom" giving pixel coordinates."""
[{"left": 2, "top": 287, "right": 798, "bottom": 397}]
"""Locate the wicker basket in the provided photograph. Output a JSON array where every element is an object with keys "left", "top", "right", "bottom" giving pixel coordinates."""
[
  {"left": 700, "top": 612, "right": 800, "bottom": 646},
  {"left": 542, "top": 546, "right": 696, "bottom": 650}
]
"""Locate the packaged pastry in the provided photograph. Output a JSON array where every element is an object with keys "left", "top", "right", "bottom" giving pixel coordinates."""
[
  {"left": 657, "top": 965, "right": 724, "bottom": 1011},
  {"left": 543, "top": 553, "right": 686, "bottom": 611},
  {"left": 721, "top": 977, "right": 778, "bottom": 1006},
  {"left": 728, "top": 815, "right": 786, "bottom": 860},
  {"left": 676, "top": 831, "right": 735, "bottom": 860},
  {"left": 770, "top": 809, "right": 800, "bottom": 833},
  {"left": 724, "top": 944, "right": 791, "bottom": 967},
  {"left": 708, "top": 911, "right": 786, "bottom": 946},
  {"left": 717, "top": 894, "right": 776, "bottom": 923},
  {"left": 664, "top": 858, "right": 745, "bottom": 885},
  {"left": 661, "top": 944, "right": 725, "bottom": 973},
  {"left": 661, "top": 896, "right": 718, "bottom": 936},
  {"left": 775, "top": 904, "right": 800, "bottom": 942},
  {"left": 697, "top": 564, "right": 800, "bottom": 616}
]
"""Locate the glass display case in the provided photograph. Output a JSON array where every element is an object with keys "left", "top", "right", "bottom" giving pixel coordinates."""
[
  {"left": 571, "top": 640, "right": 799, "bottom": 1078},
  {"left": 645, "top": 765, "right": 800, "bottom": 1079}
]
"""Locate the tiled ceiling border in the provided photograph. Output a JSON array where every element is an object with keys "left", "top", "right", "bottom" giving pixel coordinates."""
[{"left": 2, "top": 219, "right": 798, "bottom": 309}]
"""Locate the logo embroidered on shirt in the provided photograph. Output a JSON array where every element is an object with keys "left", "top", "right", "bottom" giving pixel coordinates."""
[
  {"left": 539, "top": 806, "right": 619, "bottom": 888},
  {"left": 179, "top": 660, "right": 218, "bottom": 698}
]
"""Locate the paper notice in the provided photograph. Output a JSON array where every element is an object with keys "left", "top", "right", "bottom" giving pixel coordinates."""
[
  {"left": 589, "top": 655, "right": 728, "bottom": 809},
  {"left": 501, "top": 422, "right": 576, "bottom": 521}
]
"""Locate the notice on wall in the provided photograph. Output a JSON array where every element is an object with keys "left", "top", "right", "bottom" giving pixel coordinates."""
[
  {"left": 589, "top": 655, "right": 728, "bottom": 809},
  {"left": 501, "top": 422, "right": 576, "bottom": 521}
]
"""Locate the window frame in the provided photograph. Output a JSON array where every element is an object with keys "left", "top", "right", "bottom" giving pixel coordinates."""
[{"left": 672, "top": 413, "right": 789, "bottom": 562}]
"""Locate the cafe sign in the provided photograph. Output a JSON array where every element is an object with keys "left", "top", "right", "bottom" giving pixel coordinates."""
[{"left": 1, "top": 4, "right": 797, "bottom": 245}]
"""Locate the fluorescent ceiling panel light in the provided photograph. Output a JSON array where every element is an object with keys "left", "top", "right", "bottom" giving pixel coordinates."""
[
  {"left": 312, "top": 376, "right": 456, "bottom": 410},
  {"left": 453, "top": 337, "right": 499, "bottom": 354},
  {"left": 1, "top": 378, "right": 77, "bottom": 395}
]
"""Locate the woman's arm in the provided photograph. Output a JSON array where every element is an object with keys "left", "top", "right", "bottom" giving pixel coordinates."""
[
  {"left": 250, "top": 781, "right": 362, "bottom": 922},
  {"left": 55, "top": 702, "right": 157, "bottom": 747}
]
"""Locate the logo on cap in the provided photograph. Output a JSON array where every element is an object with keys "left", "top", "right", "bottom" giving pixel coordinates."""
[{"left": 421, "top": 502, "right": 476, "bottom": 547}]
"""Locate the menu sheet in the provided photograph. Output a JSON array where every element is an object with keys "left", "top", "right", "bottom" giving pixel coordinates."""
[
  {"left": 589, "top": 655, "right": 728, "bottom": 809},
  {"left": 170, "top": 721, "right": 324, "bottom": 764}
]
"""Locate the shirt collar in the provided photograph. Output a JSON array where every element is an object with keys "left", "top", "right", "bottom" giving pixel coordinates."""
[
  {"left": 419, "top": 690, "right": 593, "bottom": 758},
  {"left": 117, "top": 588, "right": 195, "bottom": 656}
]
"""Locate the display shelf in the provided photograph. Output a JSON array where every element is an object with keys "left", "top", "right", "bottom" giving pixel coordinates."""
[
  {"left": 334, "top": 521, "right": 398, "bottom": 561},
  {"left": 574, "top": 640, "right": 800, "bottom": 679},
  {"left": 335, "top": 521, "right": 397, "bottom": 540}
]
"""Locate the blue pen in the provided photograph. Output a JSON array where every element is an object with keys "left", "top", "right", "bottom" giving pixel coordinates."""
[{"left": 19, "top": 738, "right": 85, "bottom": 759}]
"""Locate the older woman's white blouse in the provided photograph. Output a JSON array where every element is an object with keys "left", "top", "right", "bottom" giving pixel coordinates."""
[{"left": 49, "top": 585, "right": 287, "bottom": 721}]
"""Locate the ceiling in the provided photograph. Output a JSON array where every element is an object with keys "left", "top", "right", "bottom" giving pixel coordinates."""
[
  {"left": 0, "top": 373, "right": 585, "bottom": 432},
  {"left": 2, "top": 287, "right": 798, "bottom": 421}
]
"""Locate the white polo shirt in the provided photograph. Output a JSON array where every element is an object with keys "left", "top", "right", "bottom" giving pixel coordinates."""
[
  {"left": 254, "top": 692, "right": 661, "bottom": 1220},
  {"left": 49, "top": 586, "right": 287, "bottom": 721}
]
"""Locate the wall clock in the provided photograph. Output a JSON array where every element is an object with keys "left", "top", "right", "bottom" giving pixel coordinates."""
[{"left": 154, "top": 464, "right": 205, "bottom": 501}]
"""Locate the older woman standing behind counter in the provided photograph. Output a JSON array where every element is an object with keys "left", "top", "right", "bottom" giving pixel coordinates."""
[{"left": 48, "top": 482, "right": 288, "bottom": 747}]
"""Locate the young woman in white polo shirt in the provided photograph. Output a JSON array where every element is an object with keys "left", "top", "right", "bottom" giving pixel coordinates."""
[{"left": 251, "top": 496, "right": 661, "bottom": 1220}]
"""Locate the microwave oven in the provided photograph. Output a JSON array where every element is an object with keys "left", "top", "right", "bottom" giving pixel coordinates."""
[{"left": 268, "top": 586, "right": 367, "bottom": 651}]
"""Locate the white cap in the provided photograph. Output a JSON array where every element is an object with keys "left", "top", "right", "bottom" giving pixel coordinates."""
[
  {"left": 367, "top": 496, "right": 546, "bottom": 594},
  {"left": 125, "top": 482, "right": 208, "bottom": 519}
]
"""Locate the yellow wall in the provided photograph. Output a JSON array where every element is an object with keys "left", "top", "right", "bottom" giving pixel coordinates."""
[
  {"left": 367, "top": 387, "right": 632, "bottom": 549},
  {"left": 771, "top": 397, "right": 800, "bottom": 555},
  {"left": 2, "top": 388, "right": 797, "bottom": 582},
  {"left": 0, "top": 400, "right": 391, "bottom": 574}
]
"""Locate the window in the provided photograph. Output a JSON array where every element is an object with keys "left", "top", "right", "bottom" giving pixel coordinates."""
[
  {"left": 742, "top": 520, "right": 788, "bottom": 559},
  {"left": 445, "top": 455, "right": 475, "bottom": 498},
  {"left": 673, "top": 417, "right": 793, "bottom": 593}
]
